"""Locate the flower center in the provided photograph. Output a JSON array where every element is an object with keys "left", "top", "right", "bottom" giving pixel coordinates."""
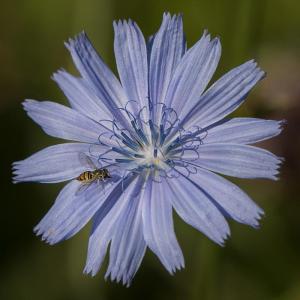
[{"left": 137, "top": 144, "right": 166, "bottom": 169}]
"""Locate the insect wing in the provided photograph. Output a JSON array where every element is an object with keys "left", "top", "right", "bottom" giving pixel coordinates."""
[
  {"left": 78, "top": 152, "right": 97, "bottom": 170},
  {"left": 75, "top": 178, "right": 106, "bottom": 196},
  {"left": 75, "top": 179, "right": 95, "bottom": 196}
]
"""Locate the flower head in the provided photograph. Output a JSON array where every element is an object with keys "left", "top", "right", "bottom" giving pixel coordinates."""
[{"left": 13, "top": 13, "right": 283, "bottom": 286}]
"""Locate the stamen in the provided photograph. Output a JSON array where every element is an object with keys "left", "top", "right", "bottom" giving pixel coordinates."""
[
  {"left": 130, "top": 120, "right": 149, "bottom": 146},
  {"left": 149, "top": 120, "right": 158, "bottom": 145},
  {"left": 121, "top": 139, "right": 140, "bottom": 152},
  {"left": 115, "top": 158, "right": 135, "bottom": 163},
  {"left": 158, "top": 124, "right": 167, "bottom": 146},
  {"left": 120, "top": 132, "right": 141, "bottom": 151}
]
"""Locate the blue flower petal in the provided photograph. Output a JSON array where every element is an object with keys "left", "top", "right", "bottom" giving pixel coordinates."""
[
  {"left": 113, "top": 19, "right": 149, "bottom": 114},
  {"left": 84, "top": 174, "right": 138, "bottom": 277},
  {"left": 180, "top": 60, "right": 265, "bottom": 130},
  {"left": 13, "top": 143, "right": 105, "bottom": 183},
  {"left": 142, "top": 178, "right": 184, "bottom": 274},
  {"left": 164, "top": 31, "right": 221, "bottom": 119},
  {"left": 185, "top": 168, "right": 264, "bottom": 227},
  {"left": 34, "top": 179, "right": 119, "bottom": 245},
  {"left": 23, "top": 100, "right": 110, "bottom": 144},
  {"left": 65, "top": 32, "right": 131, "bottom": 131},
  {"left": 166, "top": 175, "right": 230, "bottom": 245},
  {"left": 105, "top": 176, "right": 146, "bottom": 286},
  {"left": 149, "top": 13, "right": 185, "bottom": 124},
  {"left": 204, "top": 118, "right": 284, "bottom": 144},
  {"left": 52, "top": 70, "right": 112, "bottom": 122},
  {"left": 183, "top": 143, "right": 282, "bottom": 179}
]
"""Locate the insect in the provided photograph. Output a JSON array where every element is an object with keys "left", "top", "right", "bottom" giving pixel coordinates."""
[{"left": 76, "top": 153, "right": 111, "bottom": 194}]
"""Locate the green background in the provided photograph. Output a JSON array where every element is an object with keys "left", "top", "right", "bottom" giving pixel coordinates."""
[{"left": 1, "top": 0, "right": 300, "bottom": 299}]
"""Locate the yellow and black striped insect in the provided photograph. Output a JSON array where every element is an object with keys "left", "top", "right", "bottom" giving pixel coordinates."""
[
  {"left": 76, "top": 153, "right": 111, "bottom": 194},
  {"left": 76, "top": 168, "right": 111, "bottom": 182}
]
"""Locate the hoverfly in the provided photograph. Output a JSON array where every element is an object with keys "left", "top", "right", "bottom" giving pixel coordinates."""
[{"left": 76, "top": 152, "right": 111, "bottom": 195}]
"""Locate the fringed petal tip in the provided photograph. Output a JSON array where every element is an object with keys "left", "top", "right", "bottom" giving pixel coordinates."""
[
  {"left": 83, "top": 265, "right": 98, "bottom": 278},
  {"left": 12, "top": 175, "right": 20, "bottom": 184},
  {"left": 104, "top": 257, "right": 184, "bottom": 285},
  {"left": 22, "top": 99, "right": 37, "bottom": 111},
  {"left": 263, "top": 119, "right": 286, "bottom": 142},
  {"left": 22, "top": 100, "right": 42, "bottom": 123},
  {"left": 248, "top": 208, "right": 265, "bottom": 229},
  {"left": 51, "top": 68, "right": 68, "bottom": 82},
  {"left": 104, "top": 266, "right": 137, "bottom": 287},
  {"left": 162, "top": 11, "right": 172, "bottom": 20},
  {"left": 202, "top": 28, "right": 209, "bottom": 37},
  {"left": 251, "top": 218, "right": 264, "bottom": 230},
  {"left": 34, "top": 222, "right": 74, "bottom": 246},
  {"left": 164, "top": 11, "right": 184, "bottom": 19},
  {"left": 261, "top": 70, "right": 267, "bottom": 80},
  {"left": 112, "top": 18, "right": 137, "bottom": 30},
  {"left": 280, "top": 119, "right": 288, "bottom": 126},
  {"left": 217, "top": 230, "right": 231, "bottom": 247},
  {"left": 11, "top": 175, "right": 21, "bottom": 184},
  {"left": 34, "top": 220, "right": 67, "bottom": 246},
  {"left": 233, "top": 196, "right": 265, "bottom": 229},
  {"left": 169, "top": 261, "right": 185, "bottom": 275},
  {"left": 11, "top": 161, "right": 25, "bottom": 184},
  {"left": 271, "top": 155, "right": 285, "bottom": 181},
  {"left": 249, "top": 60, "right": 266, "bottom": 78},
  {"left": 64, "top": 31, "right": 87, "bottom": 51},
  {"left": 113, "top": 13, "right": 184, "bottom": 35},
  {"left": 34, "top": 225, "right": 56, "bottom": 246},
  {"left": 279, "top": 119, "right": 287, "bottom": 132},
  {"left": 196, "top": 29, "right": 221, "bottom": 46},
  {"left": 160, "top": 257, "right": 185, "bottom": 276},
  {"left": 244, "top": 60, "right": 266, "bottom": 80},
  {"left": 207, "top": 220, "right": 231, "bottom": 248}
]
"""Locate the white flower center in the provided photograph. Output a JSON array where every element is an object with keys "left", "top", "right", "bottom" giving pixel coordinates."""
[{"left": 137, "top": 144, "right": 166, "bottom": 169}]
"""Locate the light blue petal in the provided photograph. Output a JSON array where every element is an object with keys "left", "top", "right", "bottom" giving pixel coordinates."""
[
  {"left": 147, "top": 34, "right": 154, "bottom": 62},
  {"left": 183, "top": 143, "right": 282, "bottom": 179},
  {"left": 149, "top": 13, "right": 185, "bottom": 123},
  {"left": 52, "top": 70, "right": 112, "bottom": 122},
  {"left": 13, "top": 143, "right": 105, "bottom": 183},
  {"left": 23, "top": 100, "right": 111, "bottom": 144},
  {"left": 34, "top": 178, "right": 119, "bottom": 245},
  {"left": 204, "top": 118, "right": 284, "bottom": 144},
  {"left": 186, "top": 168, "right": 264, "bottom": 227},
  {"left": 142, "top": 178, "right": 184, "bottom": 274},
  {"left": 113, "top": 19, "right": 148, "bottom": 114},
  {"left": 180, "top": 60, "right": 265, "bottom": 130},
  {"left": 65, "top": 32, "right": 131, "bottom": 131},
  {"left": 84, "top": 174, "right": 138, "bottom": 276},
  {"left": 165, "top": 174, "right": 230, "bottom": 245},
  {"left": 105, "top": 176, "right": 146, "bottom": 286},
  {"left": 164, "top": 31, "right": 221, "bottom": 119}
]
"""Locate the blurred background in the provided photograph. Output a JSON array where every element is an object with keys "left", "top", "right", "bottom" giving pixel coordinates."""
[{"left": 1, "top": 0, "right": 300, "bottom": 299}]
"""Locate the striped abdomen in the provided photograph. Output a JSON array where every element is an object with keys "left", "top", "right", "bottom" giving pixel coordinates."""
[{"left": 77, "top": 171, "right": 94, "bottom": 182}]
